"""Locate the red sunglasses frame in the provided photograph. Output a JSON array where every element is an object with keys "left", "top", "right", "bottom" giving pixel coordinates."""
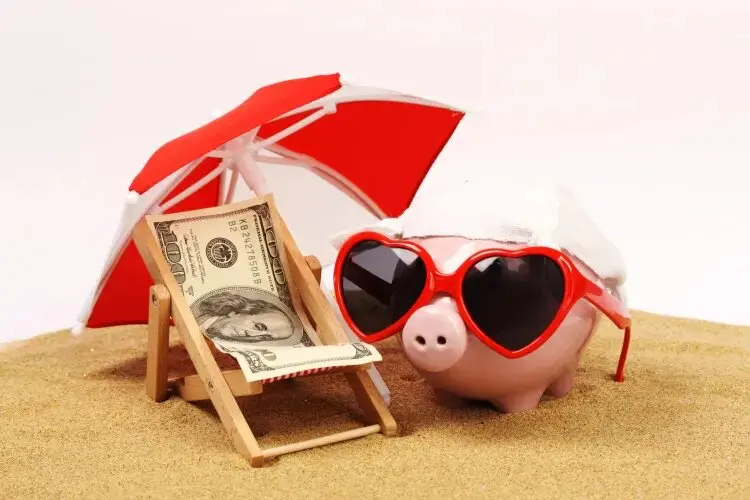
[{"left": 333, "top": 231, "right": 632, "bottom": 382}]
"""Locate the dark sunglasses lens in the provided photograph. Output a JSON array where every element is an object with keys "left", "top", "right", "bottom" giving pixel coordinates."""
[
  {"left": 339, "top": 240, "right": 426, "bottom": 335},
  {"left": 462, "top": 255, "right": 565, "bottom": 351}
]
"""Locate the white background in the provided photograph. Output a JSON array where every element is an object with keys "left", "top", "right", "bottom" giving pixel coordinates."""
[{"left": 1, "top": 0, "right": 748, "bottom": 343}]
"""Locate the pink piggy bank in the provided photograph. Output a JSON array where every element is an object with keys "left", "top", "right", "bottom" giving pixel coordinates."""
[{"left": 324, "top": 181, "right": 632, "bottom": 413}]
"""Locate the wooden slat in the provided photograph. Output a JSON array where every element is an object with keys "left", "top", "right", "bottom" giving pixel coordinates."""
[
  {"left": 172, "top": 363, "right": 372, "bottom": 402},
  {"left": 173, "top": 370, "right": 263, "bottom": 402}
]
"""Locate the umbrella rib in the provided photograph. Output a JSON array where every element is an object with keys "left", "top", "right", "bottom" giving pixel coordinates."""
[
  {"left": 259, "top": 142, "right": 388, "bottom": 219},
  {"left": 253, "top": 154, "right": 306, "bottom": 167},
  {"left": 158, "top": 158, "right": 234, "bottom": 213},
  {"left": 250, "top": 104, "right": 335, "bottom": 153}
]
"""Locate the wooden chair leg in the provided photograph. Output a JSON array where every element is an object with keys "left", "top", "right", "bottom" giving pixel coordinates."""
[
  {"left": 300, "top": 253, "right": 396, "bottom": 435},
  {"left": 345, "top": 371, "right": 398, "bottom": 436},
  {"left": 146, "top": 284, "right": 171, "bottom": 402}
]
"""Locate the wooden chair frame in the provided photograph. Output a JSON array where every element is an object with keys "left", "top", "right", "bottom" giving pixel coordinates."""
[{"left": 132, "top": 211, "right": 397, "bottom": 468}]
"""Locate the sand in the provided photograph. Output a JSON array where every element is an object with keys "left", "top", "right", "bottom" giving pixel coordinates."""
[{"left": 1, "top": 310, "right": 748, "bottom": 499}]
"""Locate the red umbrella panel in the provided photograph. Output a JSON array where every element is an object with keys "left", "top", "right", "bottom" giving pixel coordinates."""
[{"left": 75, "top": 73, "right": 465, "bottom": 333}]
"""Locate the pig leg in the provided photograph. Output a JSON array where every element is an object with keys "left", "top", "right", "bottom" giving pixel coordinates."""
[
  {"left": 490, "top": 388, "right": 545, "bottom": 413},
  {"left": 433, "top": 388, "right": 469, "bottom": 409},
  {"left": 545, "top": 366, "right": 577, "bottom": 399}
]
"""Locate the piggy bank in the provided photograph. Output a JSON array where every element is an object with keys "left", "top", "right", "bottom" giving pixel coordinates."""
[{"left": 323, "top": 181, "right": 632, "bottom": 413}]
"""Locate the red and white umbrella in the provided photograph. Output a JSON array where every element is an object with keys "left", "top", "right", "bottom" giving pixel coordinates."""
[{"left": 74, "top": 73, "right": 465, "bottom": 333}]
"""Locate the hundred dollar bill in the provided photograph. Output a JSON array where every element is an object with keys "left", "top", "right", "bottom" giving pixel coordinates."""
[{"left": 144, "top": 195, "right": 380, "bottom": 383}]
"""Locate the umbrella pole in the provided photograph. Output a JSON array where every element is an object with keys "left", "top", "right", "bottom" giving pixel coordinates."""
[
  {"left": 229, "top": 129, "right": 269, "bottom": 196},
  {"left": 223, "top": 168, "right": 240, "bottom": 205}
]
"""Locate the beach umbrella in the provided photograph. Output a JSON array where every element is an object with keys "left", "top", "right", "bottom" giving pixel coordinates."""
[{"left": 74, "top": 73, "right": 466, "bottom": 333}]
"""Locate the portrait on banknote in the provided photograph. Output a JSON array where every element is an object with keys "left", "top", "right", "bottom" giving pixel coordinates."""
[{"left": 192, "top": 286, "right": 305, "bottom": 347}]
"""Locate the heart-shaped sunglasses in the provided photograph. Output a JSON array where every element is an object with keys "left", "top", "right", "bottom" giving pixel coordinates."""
[{"left": 333, "top": 231, "right": 631, "bottom": 381}]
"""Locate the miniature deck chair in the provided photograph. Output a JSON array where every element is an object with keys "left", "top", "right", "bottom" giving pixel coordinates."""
[{"left": 131, "top": 201, "right": 397, "bottom": 468}]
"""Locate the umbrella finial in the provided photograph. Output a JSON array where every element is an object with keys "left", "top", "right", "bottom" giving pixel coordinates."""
[{"left": 227, "top": 133, "right": 269, "bottom": 196}]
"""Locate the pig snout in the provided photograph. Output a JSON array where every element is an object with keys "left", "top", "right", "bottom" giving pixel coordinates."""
[{"left": 401, "top": 300, "right": 467, "bottom": 373}]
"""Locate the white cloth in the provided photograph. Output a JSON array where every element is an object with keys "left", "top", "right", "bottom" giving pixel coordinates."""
[{"left": 329, "top": 178, "right": 627, "bottom": 304}]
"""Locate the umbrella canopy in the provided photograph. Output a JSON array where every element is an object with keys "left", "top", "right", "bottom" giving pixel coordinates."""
[{"left": 75, "top": 73, "right": 465, "bottom": 332}]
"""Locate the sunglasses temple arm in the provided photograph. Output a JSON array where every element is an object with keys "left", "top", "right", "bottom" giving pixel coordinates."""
[
  {"left": 614, "top": 326, "right": 631, "bottom": 382},
  {"left": 583, "top": 283, "right": 631, "bottom": 383}
]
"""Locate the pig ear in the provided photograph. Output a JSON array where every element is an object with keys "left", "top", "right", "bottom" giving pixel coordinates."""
[{"left": 329, "top": 218, "right": 404, "bottom": 250}]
